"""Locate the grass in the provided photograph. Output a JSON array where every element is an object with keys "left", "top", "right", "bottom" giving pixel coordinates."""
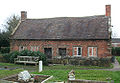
[
  {"left": 0, "top": 62, "right": 39, "bottom": 73},
  {"left": 43, "top": 64, "right": 113, "bottom": 70},
  {"left": 0, "top": 69, "right": 23, "bottom": 79},
  {"left": 31, "top": 65, "right": 119, "bottom": 82},
  {"left": 116, "top": 56, "right": 120, "bottom": 64},
  {"left": 33, "top": 69, "right": 120, "bottom": 83},
  {"left": 0, "top": 61, "right": 116, "bottom": 82},
  {"left": 0, "top": 62, "right": 113, "bottom": 71},
  {"left": 0, "top": 62, "right": 18, "bottom": 66}
]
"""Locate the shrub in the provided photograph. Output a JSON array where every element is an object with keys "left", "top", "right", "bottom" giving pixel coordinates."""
[
  {"left": 9, "top": 51, "right": 19, "bottom": 63},
  {"left": 2, "top": 53, "right": 10, "bottom": 63},
  {"left": 112, "top": 47, "right": 120, "bottom": 56},
  {"left": 2, "top": 51, "right": 19, "bottom": 63},
  {"left": 2, "top": 50, "right": 47, "bottom": 65},
  {"left": 19, "top": 50, "right": 47, "bottom": 65},
  {"left": 51, "top": 57, "right": 111, "bottom": 67},
  {"left": 0, "top": 47, "right": 10, "bottom": 54}
]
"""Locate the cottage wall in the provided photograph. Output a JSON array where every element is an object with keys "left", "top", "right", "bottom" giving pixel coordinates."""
[{"left": 10, "top": 40, "right": 111, "bottom": 58}]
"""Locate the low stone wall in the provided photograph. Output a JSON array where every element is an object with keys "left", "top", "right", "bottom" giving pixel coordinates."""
[{"left": 68, "top": 79, "right": 113, "bottom": 83}]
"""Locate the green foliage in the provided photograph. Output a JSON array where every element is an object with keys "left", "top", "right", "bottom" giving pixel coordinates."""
[
  {"left": 18, "top": 50, "right": 47, "bottom": 65},
  {"left": 2, "top": 50, "right": 47, "bottom": 65},
  {"left": 0, "top": 47, "right": 10, "bottom": 53},
  {"left": 1, "top": 53, "right": 10, "bottom": 63},
  {"left": 9, "top": 51, "right": 20, "bottom": 63},
  {"left": 51, "top": 57, "right": 111, "bottom": 67},
  {"left": 0, "top": 32, "right": 10, "bottom": 47},
  {"left": 112, "top": 47, "right": 120, "bottom": 56},
  {"left": 2, "top": 51, "right": 19, "bottom": 63},
  {"left": 3, "top": 15, "right": 20, "bottom": 33},
  {"left": 0, "top": 15, "right": 20, "bottom": 50},
  {"left": 116, "top": 56, "right": 120, "bottom": 64}
]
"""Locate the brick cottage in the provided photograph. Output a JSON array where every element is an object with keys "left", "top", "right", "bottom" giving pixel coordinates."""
[
  {"left": 112, "top": 38, "right": 120, "bottom": 47},
  {"left": 10, "top": 5, "right": 112, "bottom": 59}
]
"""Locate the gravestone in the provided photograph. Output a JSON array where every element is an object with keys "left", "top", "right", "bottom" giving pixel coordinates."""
[
  {"left": 68, "top": 70, "right": 75, "bottom": 80},
  {"left": 18, "top": 70, "right": 31, "bottom": 82}
]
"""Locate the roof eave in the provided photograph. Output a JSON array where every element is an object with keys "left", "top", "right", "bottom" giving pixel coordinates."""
[{"left": 11, "top": 20, "right": 21, "bottom": 36}]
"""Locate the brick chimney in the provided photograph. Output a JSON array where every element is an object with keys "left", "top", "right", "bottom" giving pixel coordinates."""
[
  {"left": 21, "top": 11, "right": 27, "bottom": 21},
  {"left": 106, "top": 5, "right": 111, "bottom": 17}
]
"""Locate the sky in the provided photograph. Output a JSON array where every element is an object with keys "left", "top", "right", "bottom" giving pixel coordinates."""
[{"left": 0, "top": 0, "right": 119, "bottom": 38}]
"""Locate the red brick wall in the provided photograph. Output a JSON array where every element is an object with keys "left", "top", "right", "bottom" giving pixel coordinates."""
[{"left": 10, "top": 40, "right": 111, "bottom": 58}]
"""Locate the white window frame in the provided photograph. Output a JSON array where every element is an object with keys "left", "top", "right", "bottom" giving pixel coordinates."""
[
  {"left": 88, "top": 47, "right": 97, "bottom": 57},
  {"left": 19, "top": 46, "right": 27, "bottom": 51},
  {"left": 30, "top": 46, "right": 39, "bottom": 51},
  {"left": 73, "top": 47, "right": 82, "bottom": 56}
]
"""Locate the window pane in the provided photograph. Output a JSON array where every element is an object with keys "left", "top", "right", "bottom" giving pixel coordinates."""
[
  {"left": 89, "top": 47, "right": 93, "bottom": 56},
  {"left": 74, "top": 47, "right": 77, "bottom": 55},
  {"left": 78, "top": 47, "right": 81, "bottom": 55},
  {"left": 93, "top": 47, "right": 97, "bottom": 56},
  {"left": 88, "top": 47, "right": 97, "bottom": 57}
]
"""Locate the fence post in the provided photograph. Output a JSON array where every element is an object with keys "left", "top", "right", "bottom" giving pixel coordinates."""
[{"left": 39, "top": 61, "right": 42, "bottom": 72}]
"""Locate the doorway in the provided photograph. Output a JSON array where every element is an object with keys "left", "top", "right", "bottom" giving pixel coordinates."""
[{"left": 44, "top": 48, "right": 52, "bottom": 59}]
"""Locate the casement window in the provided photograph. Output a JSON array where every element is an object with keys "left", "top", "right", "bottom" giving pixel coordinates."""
[
  {"left": 19, "top": 46, "right": 27, "bottom": 51},
  {"left": 88, "top": 47, "right": 97, "bottom": 57},
  {"left": 73, "top": 47, "right": 82, "bottom": 56},
  {"left": 59, "top": 48, "right": 66, "bottom": 56},
  {"left": 31, "top": 46, "right": 39, "bottom": 51}
]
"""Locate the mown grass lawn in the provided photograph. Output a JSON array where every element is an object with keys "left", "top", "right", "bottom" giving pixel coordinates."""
[
  {"left": 0, "top": 62, "right": 117, "bottom": 82},
  {"left": 43, "top": 64, "right": 113, "bottom": 70},
  {"left": 0, "top": 69, "right": 23, "bottom": 79},
  {"left": 33, "top": 70, "right": 120, "bottom": 83},
  {"left": 32, "top": 65, "right": 120, "bottom": 83}
]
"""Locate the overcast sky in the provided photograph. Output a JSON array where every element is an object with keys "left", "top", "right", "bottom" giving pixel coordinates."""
[{"left": 0, "top": 0, "right": 119, "bottom": 38}]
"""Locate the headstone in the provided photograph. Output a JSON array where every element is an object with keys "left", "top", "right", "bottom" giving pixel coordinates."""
[
  {"left": 18, "top": 70, "right": 31, "bottom": 82},
  {"left": 68, "top": 70, "right": 75, "bottom": 80},
  {"left": 39, "top": 61, "right": 43, "bottom": 72}
]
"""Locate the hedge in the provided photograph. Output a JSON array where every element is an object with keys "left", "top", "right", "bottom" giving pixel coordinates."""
[
  {"left": 0, "top": 47, "right": 10, "bottom": 54},
  {"left": 48, "top": 57, "right": 111, "bottom": 67},
  {"left": 2, "top": 50, "right": 47, "bottom": 65},
  {"left": 112, "top": 47, "right": 120, "bottom": 56}
]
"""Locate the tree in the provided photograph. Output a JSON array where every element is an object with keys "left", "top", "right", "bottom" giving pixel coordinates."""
[
  {"left": 0, "top": 15, "right": 20, "bottom": 49},
  {"left": 4, "top": 15, "right": 20, "bottom": 33}
]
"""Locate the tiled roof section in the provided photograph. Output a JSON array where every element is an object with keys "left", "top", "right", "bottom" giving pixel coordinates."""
[
  {"left": 11, "top": 15, "right": 109, "bottom": 40},
  {"left": 112, "top": 38, "right": 120, "bottom": 43}
]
